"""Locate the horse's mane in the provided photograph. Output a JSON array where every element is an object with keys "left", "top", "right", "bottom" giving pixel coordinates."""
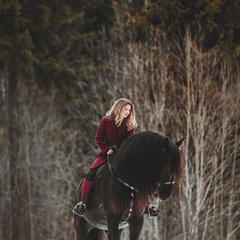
[
  {"left": 98, "top": 131, "right": 182, "bottom": 210},
  {"left": 112, "top": 131, "right": 181, "bottom": 192}
]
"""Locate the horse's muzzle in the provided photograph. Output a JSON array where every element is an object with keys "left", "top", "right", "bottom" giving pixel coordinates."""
[{"left": 158, "top": 182, "right": 174, "bottom": 200}]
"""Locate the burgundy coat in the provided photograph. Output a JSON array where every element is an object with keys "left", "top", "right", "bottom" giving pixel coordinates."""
[{"left": 90, "top": 117, "right": 135, "bottom": 169}]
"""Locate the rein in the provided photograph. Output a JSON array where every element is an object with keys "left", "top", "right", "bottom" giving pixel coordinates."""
[
  {"left": 107, "top": 155, "right": 141, "bottom": 193},
  {"left": 107, "top": 155, "right": 137, "bottom": 220},
  {"left": 106, "top": 153, "right": 175, "bottom": 220},
  {"left": 107, "top": 155, "right": 175, "bottom": 194}
]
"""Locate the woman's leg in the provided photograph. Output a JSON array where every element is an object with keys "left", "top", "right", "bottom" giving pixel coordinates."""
[
  {"left": 81, "top": 168, "right": 97, "bottom": 201},
  {"left": 80, "top": 178, "right": 93, "bottom": 202},
  {"left": 73, "top": 168, "right": 98, "bottom": 216}
]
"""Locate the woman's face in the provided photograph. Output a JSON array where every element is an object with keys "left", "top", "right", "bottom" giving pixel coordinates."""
[{"left": 121, "top": 104, "right": 131, "bottom": 119}]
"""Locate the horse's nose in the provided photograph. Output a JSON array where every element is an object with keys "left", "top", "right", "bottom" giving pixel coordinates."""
[
  {"left": 159, "top": 193, "right": 170, "bottom": 200},
  {"left": 158, "top": 183, "right": 174, "bottom": 200}
]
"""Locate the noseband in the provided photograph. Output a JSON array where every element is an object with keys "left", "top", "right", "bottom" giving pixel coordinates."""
[{"left": 159, "top": 173, "right": 175, "bottom": 185}]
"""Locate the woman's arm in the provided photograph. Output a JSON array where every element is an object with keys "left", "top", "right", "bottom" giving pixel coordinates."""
[{"left": 94, "top": 118, "right": 110, "bottom": 154}]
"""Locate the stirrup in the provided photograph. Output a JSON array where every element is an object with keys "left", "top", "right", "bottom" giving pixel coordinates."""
[
  {"left": 72, "top": 201, "right": 86, "bottom": 217},
  {"left": 147, "top": 204, "right": 160, "bottom": 218}
]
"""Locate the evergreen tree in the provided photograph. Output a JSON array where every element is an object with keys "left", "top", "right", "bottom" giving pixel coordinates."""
[
  {"left": 116, "top": 0, "right": 240, "bottom": 60},
  {"left": 0, "top": 1, "right": 83, "bottom": 239}
]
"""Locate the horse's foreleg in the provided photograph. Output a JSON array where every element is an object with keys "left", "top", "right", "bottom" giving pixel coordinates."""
[
  {"left": 74, "top": 215, "right": 89, "bottom": 240},
  {"left": 106, "top": 216, "right": 122, "bottom": 240},
  {"left": 128, "top": 216, "right": 144, "bottom": 240}
]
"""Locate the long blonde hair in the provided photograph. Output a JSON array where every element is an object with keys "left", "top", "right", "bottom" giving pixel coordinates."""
[{"left": 105, "top": 98, "right": 138, "bottom": 131}]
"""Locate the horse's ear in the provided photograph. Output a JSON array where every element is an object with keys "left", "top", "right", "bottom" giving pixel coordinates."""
[{"left": 175, "top": 138, "right": 185, "bottom": 148}]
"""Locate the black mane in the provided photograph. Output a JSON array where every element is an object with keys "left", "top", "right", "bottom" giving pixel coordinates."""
[{"left": 108, "top": 131, "right": 181, "bottom": 194}]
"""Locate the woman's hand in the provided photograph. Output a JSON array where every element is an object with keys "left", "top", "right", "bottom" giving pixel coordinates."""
[
  {"left": 107, "top": 145, "right": 117, "bottom": 156},
  {"left": 107, "top": 149, "right": 114, "bottom": 156}
]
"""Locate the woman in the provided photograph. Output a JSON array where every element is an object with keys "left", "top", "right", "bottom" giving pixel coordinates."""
[{"left": 73, "top": 98, "right": 160, "bottom": 217}]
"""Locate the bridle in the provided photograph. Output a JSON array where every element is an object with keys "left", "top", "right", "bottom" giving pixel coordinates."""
[{"left": 160, "top": 173, "right": 175, "bottom": 185}]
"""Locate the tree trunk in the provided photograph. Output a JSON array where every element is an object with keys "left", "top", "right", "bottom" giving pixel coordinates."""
[
  {"left": 8, "top": 61, "right": 20, "bottom": 240},
  {"left": 8, "top": 62, "right": 31, "bottom": 240}
]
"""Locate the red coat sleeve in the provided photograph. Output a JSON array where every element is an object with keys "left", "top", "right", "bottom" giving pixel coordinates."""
[{"left": 94, "top": 118, "right": 110, "bottom": 154}]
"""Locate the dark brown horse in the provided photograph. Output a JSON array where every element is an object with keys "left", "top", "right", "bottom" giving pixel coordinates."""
[{"left": 74, "top": 131, "right": 184, "bottom": 240}]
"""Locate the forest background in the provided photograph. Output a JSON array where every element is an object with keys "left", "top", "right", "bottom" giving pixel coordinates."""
[{"left": 0, "top": 0, "right": 240, "bottom": 240}]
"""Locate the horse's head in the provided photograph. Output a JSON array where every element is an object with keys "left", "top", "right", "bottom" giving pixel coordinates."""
[
  {"left": 111, "top": 131, "right": 184, "bottom": 201},
  {"left": 158, "top": 137, "right": 185, "bottom": 201}
]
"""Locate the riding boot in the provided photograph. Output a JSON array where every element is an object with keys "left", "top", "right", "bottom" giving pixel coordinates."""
[
  {"left": 144, "top": 204, "right": 160, "bottom": 218},
  {"left": 72, "top": 179, "right": 93, "bottom": 217}
]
